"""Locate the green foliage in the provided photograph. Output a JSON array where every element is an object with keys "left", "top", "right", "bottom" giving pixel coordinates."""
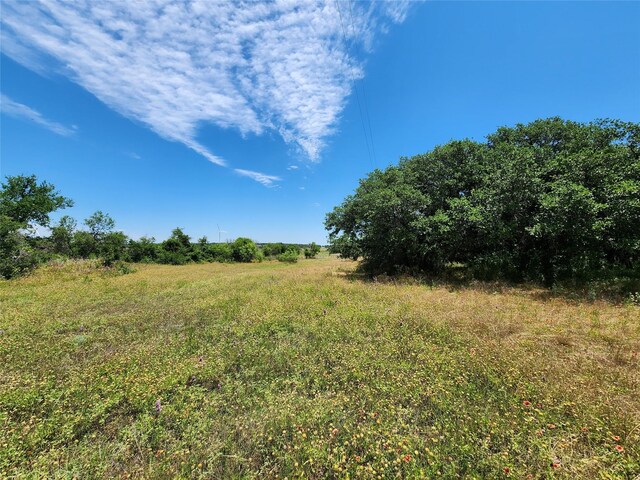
[
  {"left": 326, "top": 118, "right": 640, "bottom": 284},
  {"left": 50, "top": 215, "right": 77, "bottom": 256},
  {"left": 262, "top": 242, "right": 287, "bottom": 257},
  {"left": 127, "top": 236, "right": 159, "bottom": 263},
  {"left": 71, "top": 231, "right": 98, "bottom": 259},
  {"left": 160, "top": 228, "right": 192, "bottom": 265},
  {"left": 277, "top": 250, "right": 299, "bottom": 263},
  {"left": 0, "top": 215, "right": 38, "bottom": 279},
  {"left": 304, "top": 242, "right": 321, "bottom": 258},
  {"left": 206, "top": 243, "right": 233, "bottom": 262},
  {"left": 100, "top": 232, "right": 128, "bottom": 266},
  {"left": 231, "top": 237, "right": 258, "bottom": 262},
  {"left": 262, "top": 243, "right": 301, "bottom": 258},
  {"left": 0, "top": 175, "right": 72, "bottom": 278},
  {"left": 84, "top": 211, "right": 115, "bottom": 240},
  {"left": 0, "top": 174, "right": 73, "bottom": 228}
]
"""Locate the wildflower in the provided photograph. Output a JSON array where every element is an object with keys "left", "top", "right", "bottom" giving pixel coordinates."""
[
  {"left": 331, "top": 428, "right": 339, "bottom": 436},
  {"left": 403, "top": 454, "right": 411, "bottom": 463},
  {"left": 155, "top": 399, "right": 162, "bottom": 413},
  {"left": 615, "top": 445, "right": 624, "bottom": 453},
  {"left": 580, "top": 427, "right": 588, "bottom": 432},
  {"left": 469, "top": 348, "right": 476, "bottom": 356},
  {"left": 612, "top": 435, "right": 620, "bottom": 441},
  {"left": 551, "top": 463, "right": 560, "bottom": 469},
  {"left": 523, "top": 401, "right": 531, "bottom": 407},
  {"left": 503, "top": 466, "right": 510, "bottom": 474}
]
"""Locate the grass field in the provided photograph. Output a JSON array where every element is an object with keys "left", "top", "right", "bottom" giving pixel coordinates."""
[{"left": 1, "top": 256, "right": 638, "bottom": 478}]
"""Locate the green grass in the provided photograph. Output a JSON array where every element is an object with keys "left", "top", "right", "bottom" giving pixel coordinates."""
[{"left": 1, "top": 257, "right": 638, "bottom": 478}]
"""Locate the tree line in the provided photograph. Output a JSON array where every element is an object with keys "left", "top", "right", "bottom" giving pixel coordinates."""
[
  {"left": 325, "top": 118, "right": 640, "bottom": 286},
  {"left": 0, "top": 175, "right": 320, "bottom": 279}
]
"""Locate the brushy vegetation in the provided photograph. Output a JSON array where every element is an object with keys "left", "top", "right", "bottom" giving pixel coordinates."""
[
  {"left": 0, "top": 175, "right": 316, "bottom": 278},
  {"left": 1, "top": 256, "right": 638, "bottom": 478},
  {"left": 326, "top": 118, "right": 640, "bottom": 287}
]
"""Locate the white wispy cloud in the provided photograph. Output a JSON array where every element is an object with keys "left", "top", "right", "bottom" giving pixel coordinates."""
[
  {"left": 0, "top": 0, "right": 412, "bottom": 183},
  {"left": 1, "top": 94, "right": 76, "bottom": 137},
  {"left": 234, "top": 168, "right": 281, "bottom": 188},
  {"left": 287, "top": 164, "right": 300, "bottom": 170}
]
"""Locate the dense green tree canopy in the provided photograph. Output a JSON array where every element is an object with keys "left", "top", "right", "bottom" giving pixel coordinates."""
[
  {"left": 0, "top": 175, "right": 73, "bottom": 228},
  {"left": 0, "top": 175, "right": 73, "bottom": 278},
  {"left": 325, "top": 118, "right": 640, "bottom": 284}
]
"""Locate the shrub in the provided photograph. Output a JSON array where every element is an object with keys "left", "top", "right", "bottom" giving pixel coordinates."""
[
  {"left": 207, "top": 243, "right": 233, "bottom": 262},
  {"left": 262, "top": 242, "right": 286, "bottom": 257},
  {"left": 160, "top": 228, "right": 192, "bottom": 264},
  {"left": 277, "top": 250, "right": 299, "bottom": 263},
  {"left": 128, "top": 236, "right": 159, "bottom": 263},
  {"left": 231, "top": 238, "right": 258, "bottom": 262},
  {"left": 304, "top": 242, "right": 321, "bottom": 258},
  {"left": 100, "top": 231, "right": 128, "bottom": 266}
]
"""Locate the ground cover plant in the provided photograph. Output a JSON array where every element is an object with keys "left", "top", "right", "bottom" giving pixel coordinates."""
[{"left": 1, "top": 256, "right": 638, "bottom": 478}]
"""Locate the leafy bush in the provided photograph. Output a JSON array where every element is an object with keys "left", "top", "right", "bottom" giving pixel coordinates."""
[
  {"left": 304, "top": 242, "right": 321, "bottom": 258},
  {"left": 262, "top": 242, "right": 286, "bottom": 257},
  {"left": 127, "top": 236, "right": 159, "bottom": 263},
  {"left": 277, "top": 250, "right": 299, "bottom": 263},
  {"left": 231, "top": 237, "right": 258, "bottom": 262},
  {"left": 326, "top": 118, "right": 640, "bottom": 285},
  {"left": 207, "top": 243, "right": 233, "bottom": 262},
  {"left": 100, "top": 232, "right": 128, "bottom": 266},
  {"left": 71, "top": 231, "right": 98, "bottom": 258},
  {"left": 160, "top": 228, "right": 192, "bottom": 265}
]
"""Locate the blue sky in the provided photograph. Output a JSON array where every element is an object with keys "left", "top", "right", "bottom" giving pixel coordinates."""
[{"left": 1, "top": 1, "right": 639, "bottom": 244}]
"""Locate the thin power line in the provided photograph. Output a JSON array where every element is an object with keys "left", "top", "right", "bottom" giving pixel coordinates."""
[
  {"left": 334, "top": 0, "right": 375, "bottom": 170},
  {"left": 347, "top": 0, "right": 378, "bottom": 167}
]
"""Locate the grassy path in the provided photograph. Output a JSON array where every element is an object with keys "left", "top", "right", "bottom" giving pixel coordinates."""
[{"left": 1, "top": 258, "right": 638, "bottom": 478}]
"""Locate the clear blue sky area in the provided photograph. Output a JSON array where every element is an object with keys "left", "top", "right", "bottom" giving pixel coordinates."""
[{"left": 2, "top": 1, "right": 639, "bottom": 243}]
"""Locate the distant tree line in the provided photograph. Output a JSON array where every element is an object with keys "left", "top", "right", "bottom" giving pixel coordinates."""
[
  {"left": 0, "top": 175, "right": 321, "bottom": 279},
  {"left": 326, "top": 118, "right": 640, "bottom": 286}
]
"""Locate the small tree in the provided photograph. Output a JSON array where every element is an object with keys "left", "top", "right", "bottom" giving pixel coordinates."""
[
  {"left": 50, "top": 215, "right": 77, "bottom": 256},
  {"left": 0, "top": 174, "right": 73, "bottom": 228},
  {"left": 0, "top": 175, "right": 72, "bottom": 278},
  {"left": 304, "top": 242, "right": 321, "bottom": 258},
  {"left": 85, "top": 211, "right": 115, "bottom": 240}
]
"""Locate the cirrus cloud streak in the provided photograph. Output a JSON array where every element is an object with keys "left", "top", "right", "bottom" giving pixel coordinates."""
[{"left": 0, "top": 0, "right": 412, "bottom": 184}]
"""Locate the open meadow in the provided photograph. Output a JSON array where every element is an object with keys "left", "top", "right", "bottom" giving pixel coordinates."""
[{"left": 1, "top": 256, "right": 638, "bottom": 478}]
